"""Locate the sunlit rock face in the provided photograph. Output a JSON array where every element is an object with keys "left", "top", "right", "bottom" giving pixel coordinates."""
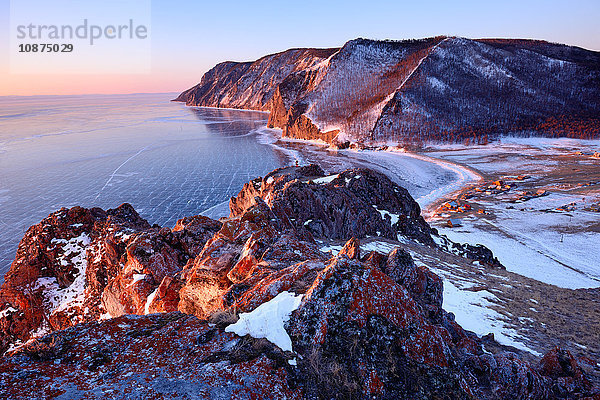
[
  {"left": 0, "top": 203, "right": 221, "bottom": 351},
  {"left": 176, "top": 37, "right": 600, "bottom": 144},
  {"left": 0, "top": 165, "right": 597, "bottom": 399}
]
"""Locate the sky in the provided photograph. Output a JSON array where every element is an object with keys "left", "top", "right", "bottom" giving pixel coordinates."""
[{"left": 1, "top": 0, "right": 599, "bottom": 96}]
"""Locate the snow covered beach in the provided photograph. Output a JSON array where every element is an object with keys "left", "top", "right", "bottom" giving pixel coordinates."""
[{"left": 427, "top": 138, "right": 600, "bottom": 290}]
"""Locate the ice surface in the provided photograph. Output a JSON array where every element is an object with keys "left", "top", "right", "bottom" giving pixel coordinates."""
[
  {"left": 225, "top": 291, "right": 303, "bottom": 352},
  {"left": 319, "top": 244, "right": 343, "bottom": 255},
  {"left": 200, "top": 200, "right": 230, "bottom": 220}
]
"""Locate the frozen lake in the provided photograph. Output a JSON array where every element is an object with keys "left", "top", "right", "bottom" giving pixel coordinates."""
[{"left": 0, "top": 94, "right": 289, "bottom": 278}]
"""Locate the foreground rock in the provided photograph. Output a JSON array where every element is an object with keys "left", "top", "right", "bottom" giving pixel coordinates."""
[
  {"left": 0, "top": 166, "right": 597, "bottom": 399},
  {"left": 0, "top": 313, "right": 301, "bottom": 399},
  {"left": 0, "top": 204, "right": 221, "bottom": 351}
]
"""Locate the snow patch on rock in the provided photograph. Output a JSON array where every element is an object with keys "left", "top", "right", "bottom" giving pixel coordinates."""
[
  {"left": 35, "top": 233, "right": 91, "bottom": 314},
  {"left": 320, "top": 244, "right": 343, "bottom": 255},
  {"left": 0, "top": 307, "right": 18, "bottom": 319},
  {"left": 360, "top": 241, "right": 399, "bottom": 256},
  {"left": 225, "top": 291, "right": 303, "bottom": 352},
  {"left": 374, "top": 206, "right": 400, "bottom": 225},
  {"left": 144, "top": 288, "right": 159, "bottom": 315},
  {"left": 313, "top": 174, "right": 339, "bottom": 184},
  {"left": 131, "top": 274, "right": 147, "bottom": 285},
  {"left": 427, "top": 76, "right": 448, "bottom": 91},
  {"left": 440, "top": 277, "right": 541, "bottom": 356}
]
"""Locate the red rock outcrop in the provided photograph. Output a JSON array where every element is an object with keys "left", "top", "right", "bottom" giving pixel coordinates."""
[
  {"left": 0, "top": 203, "right": 221, "bottom": 352},
  {"left": 0, "top": 166, "right": 597, "bottom": 398}
]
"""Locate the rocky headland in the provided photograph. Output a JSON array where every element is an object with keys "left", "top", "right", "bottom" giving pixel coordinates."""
[
  {"left": 175, "top": 37, "right": 600, "bottom": 145},
  {"left": 0, "top": 165, "right": 597, "bottom": 399}
]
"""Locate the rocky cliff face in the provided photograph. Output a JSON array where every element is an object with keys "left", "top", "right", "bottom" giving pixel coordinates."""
[
  {"left": 175, "top": 37, "right": 600, "bottom": 144},
  {"left": 173, "top": 48, "right": 338, "bottom": 111},
  {"left": 0, "top": 166, "right": 597, "bottom": 399}
]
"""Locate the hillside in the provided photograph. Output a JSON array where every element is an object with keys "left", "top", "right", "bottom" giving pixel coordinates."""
[{"left": 175, "top": 37, "right": 600, "bottom": 144}]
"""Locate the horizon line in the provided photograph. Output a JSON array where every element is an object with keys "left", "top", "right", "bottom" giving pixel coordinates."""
[{"left": 0, "top": 91, "right": 180, "bottom": 98}]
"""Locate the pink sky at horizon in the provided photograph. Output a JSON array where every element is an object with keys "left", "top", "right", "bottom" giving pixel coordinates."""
[{"left": 1, "top": 0, "right": 599, "bottom": 97}]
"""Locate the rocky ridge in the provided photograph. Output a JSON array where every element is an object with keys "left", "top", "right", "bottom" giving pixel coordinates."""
[
  {"left": 0, "top": 166, "right": 597, "bottom": 399},
  {"left": 175, "top": 37, "right": 600, "bottom": 144}
]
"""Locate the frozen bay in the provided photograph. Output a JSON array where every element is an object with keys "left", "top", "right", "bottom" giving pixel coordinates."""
[{"left": 0, "top": 94, "right": 288, "bottom": 278}]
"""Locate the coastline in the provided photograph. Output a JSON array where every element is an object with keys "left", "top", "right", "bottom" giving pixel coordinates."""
[
  {"left": 252, "top": 124, "right": 483, "bottom": 219},
  {"left": 180, "top": 104, "right": 268, "bottom": 114}
]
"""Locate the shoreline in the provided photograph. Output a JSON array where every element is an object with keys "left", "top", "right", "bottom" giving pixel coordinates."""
[
  {"left": 254, "top": 125, "right": 484, "bottom": 219},
  {"left": 183, "top": 104, "right": 269, "bottom": 114}
]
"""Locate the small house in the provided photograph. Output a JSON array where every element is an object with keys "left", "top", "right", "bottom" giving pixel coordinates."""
[{"left": 447, "top": 219, "right": 462, "bottom": 228}]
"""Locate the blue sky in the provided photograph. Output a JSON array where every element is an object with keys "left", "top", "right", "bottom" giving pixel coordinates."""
[{"left": 1, "top": 0, "right": 599, "bottom": 95}]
